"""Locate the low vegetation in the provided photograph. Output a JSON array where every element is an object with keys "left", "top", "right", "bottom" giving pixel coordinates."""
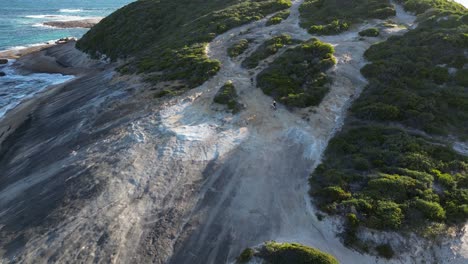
[
  {"left": 78, "top": 0, "right": 292, "bottom": 90},
  {"left": 257, "top": 38, "right": 335, "bottom": 108},
  {"left": 356, "top": 6, "right": 468, "bottom": 138},
  {"left": 312, "top": 126, "right": 468, "bottom": 228},
  {"left": 359, "top": 28, "right": 380, "bottom": 37},
  {"left": 299, "top": 0, "right": 395, "bottom": 35},
  {"left": 311, "top": 0, "right": 468, "bottom": 254},
  {"left": 242, "top": 34, "right": 296, "bottom": 69},
  {"left": 228, "top": 39, "right": 251, "bottom": 58},
  {"left": 376, "top": 243, "right": 395, "bottom": 259},
  {"left": 213, "top": 81, "right": 242, "bottom": 113},
  {"left": 237, "top": 242, "right": 339, "bottom": 264},
  {"left": 237, "top": 248, "right": 255, "bottom": 263},
  {"left": 266, "top": 10, "right": 291, "bottom": 26}
]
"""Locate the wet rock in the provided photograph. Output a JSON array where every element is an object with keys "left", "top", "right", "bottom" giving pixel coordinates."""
[
  {"left": 0, "top": 71, "right": 6, "bottom": 77},
  {"left": 0, "top": 59, "right": 8, "bottom": 65}
]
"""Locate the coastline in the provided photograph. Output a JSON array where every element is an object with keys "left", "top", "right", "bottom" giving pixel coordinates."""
[
  {"left": 0, "top": 43, "right": 56, "bottom": 60},
  {"left": 0, "top": 40, "right": 108, "bottom": 147}
]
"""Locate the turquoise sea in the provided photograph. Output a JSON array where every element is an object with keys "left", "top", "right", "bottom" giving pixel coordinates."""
[
  {"left": 0, "top": 0, "right": 134, "bottom": 119},
  {"left": 0, "top": 0, "right": 134, "bottom": 50}
]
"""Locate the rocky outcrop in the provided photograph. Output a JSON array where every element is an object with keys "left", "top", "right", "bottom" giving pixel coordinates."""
[{"left": 43, "top": 18, "right": 102, "bottom": 29}]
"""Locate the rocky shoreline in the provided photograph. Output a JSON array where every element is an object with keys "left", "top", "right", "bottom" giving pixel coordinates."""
[
  {"left": 43, "top": 18, "right": 102, "bottom": 29},
  {"left": 0, "top": 41, "right": 108, "bottom": 147}
]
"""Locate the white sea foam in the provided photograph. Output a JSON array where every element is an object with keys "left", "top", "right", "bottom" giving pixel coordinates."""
[
  {"left": 5, "top": 40, "right": 56, "bottom": 51},
  {"left": 32, "top": 23, "right": 56, "bottom": 29},
  {"left": 25, "top": 15, "right": 98, "bottom": 21},
  {"left": 59, "top": 9, "right": 83, "bottom": 13},
  {"left": 0, "top": 60, "right": 75, "bottom": 119}
]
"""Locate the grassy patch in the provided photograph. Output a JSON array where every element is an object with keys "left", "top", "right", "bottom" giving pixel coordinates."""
[
  {"left": 228, "top": 39, "right": 251, "bottom": 58},
  {"left": 237, "top": 242, "right": 339, "bottom": 264},
  {"left": 213, "top": 81, "right": 243, "bottom": 113},
  {"left": 256, "top": 241, "right": 339, "bottom": 264},
  {"left": 77, "top": 0, "right": 292, "bottom": 88},
  {"left": 359, "top": 27, "right": 380, "bottom": 37},
  {"left": 299, "top": 0, "right": 395, "bottom": 35},
  {"left": 242, "top": 34, "right": 296, "bottom": 69},
  {"left": 266, "top": 10, "right": 291, "bottom": 26},
  {"left": 257, "top": 38, "right": 336, "bottom": 108}
]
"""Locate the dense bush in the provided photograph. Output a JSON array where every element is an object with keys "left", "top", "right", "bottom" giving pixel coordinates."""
[
  {"left": 359, "top": 28, "right": 380, "bottom": 37},
  {"left": 257, "top": 242, "right": 339, "bottom": 264},
  {"left": 256, "top": 38, "right": 336, "bottom": 107},
  {"left": 300, "top": 0, "right": 395, "bottom": 35},
  {"left": 397, "top": 0, "right": 465, "bottom": 14},
  {"left": 375, "top": 244, "right": 394, "bottom": 259},
  {"left": 242, "top": 34, "right": 295, "bottom": 69},
  {"left": 309, "top": 20, "right": 349, "bottom": 35},
  {"left": 267, "top": 10, "right": 291, "bottom": 26},
  {"left": 305, "top": 0, "right": 468, "bottom": 256},
  {"left": 213, "top": 81, "right": 243, "bottom": 113},
  {"left": 311, "top": 126, "right": 468, "bottom": 232},
  {"left": 228, "top": 39, "right": 251, "bottom": 58},
  {"left": 77, "top": 0, "right": 292, "bottom": 88},
  {"left": 237, "top": 248, "right": 255, "bottom": 263},
  {"left": 355, "top": 6, "right": 468, "bottom": 137}
]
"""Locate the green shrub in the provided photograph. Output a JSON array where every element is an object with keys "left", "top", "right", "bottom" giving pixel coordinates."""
[
  {"left": 237, "top": 248, "right": 255, "bottom": 263},
  {"left": 267, "top": 10, "right": 290, "bottom": 26},
  {"left": 300, "top": 0, "right": 395, "bottom": 35},
  {"left": 242, "top": 34, "right": 294, "bottom": 69},
  {"left": 431, "top": 66, "right": 449, "bottom": 84},
  {"left": 375, "top": 244, "right": 394, "bottom": 259},
  {"left": 259, "top": 242, "right": 339, "bottom": 264},
  {"left": 228, "top": 39, "right": 250, "bottom": 58},
  {"left": 309, "top": 20, "right": 349, "bottom": 35},
  {"left": 370, "top": 201, "right": 403, "bottom": 230},
  {"left": 455, "top": 69, "right": 468, "bottom": 86},
  {"left": 257, "top": 38, "right": 335, "bottom": 108},
  {"left": 431, "top": 169, "right": 455, "bottom": 188},
  {"left": 359, "top": 28, "right": 380, "bottom": 37},
  {"left": 319, "top": 186, "right": 351, "bottom": 202},
  {"left": 354, "top": 102, "right": 400, "bottom": 121},
  {"left": 213, "top": 81, "right": 242, "bottom": 113},
  {"left": 413, "top": 198, "right": 446, "bottom": 221}
]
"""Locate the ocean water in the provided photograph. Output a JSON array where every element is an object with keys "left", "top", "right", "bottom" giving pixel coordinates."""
[
  {"left": 0, "top": 0, "right": 134, "bottom": 119},
  {"left": 0, "top": 0, "right": 134, "bottom": 50}
]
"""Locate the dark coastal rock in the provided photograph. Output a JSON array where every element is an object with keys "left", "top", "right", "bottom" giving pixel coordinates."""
[
  {"left": 55, "top": 37, "right": 77, "bottom": 45},
  {"left": 44, "top": 18, "right": 102, "bottom": 29},
  {"left": 0, "top": 59, "right": 8, "bottom": 64},
  {"left": 0, "top": 72, "right": 6, "bottom": 77}
]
